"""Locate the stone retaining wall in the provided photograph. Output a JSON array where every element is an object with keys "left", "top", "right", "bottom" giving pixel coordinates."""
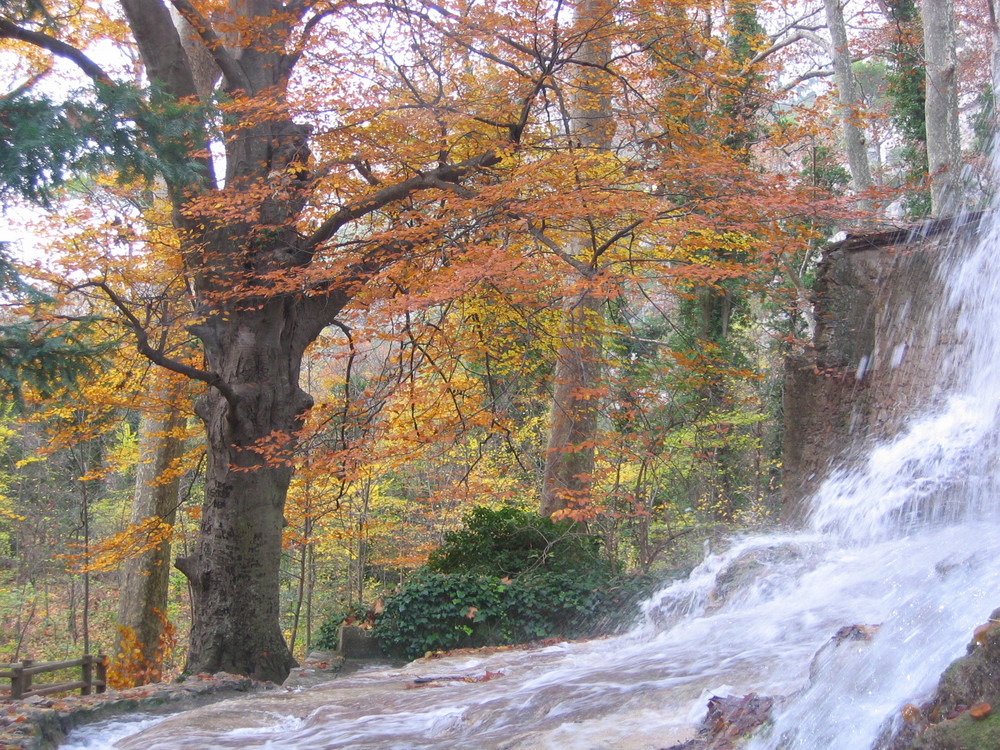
[{"left": 781, "top": 214, "right": 989, "bottom": 520}]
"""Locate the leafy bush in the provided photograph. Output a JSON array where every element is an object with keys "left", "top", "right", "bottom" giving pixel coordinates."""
[
  {"left": 375, "top": 571, "right": 506, "bottom": 658},
  {"left": 375, "top": 569, "right": 654, "bottom": 660},
  {"left": 426, "top": 506, "right": 610, "bottom": 577},
  {"left": 375, "top": 507, "right": 656, "bottom": 660},
  {"left": 314, "top": 618, "right": 341, "bottom": 651}
]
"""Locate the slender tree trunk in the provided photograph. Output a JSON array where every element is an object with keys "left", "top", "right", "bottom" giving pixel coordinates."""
[
  {"left": 81, "top": 482, "right": 90, "bottom": 656},
  {"left": 114, "top": 373, "right": 185, "bottom": 681},
  {"left": 288, "top": 515, "right": 312, "bottom": 657},
  {"left": 922, "top": 0, "right": 961, "bottom": 215},
  {"left": 541, "top": 291, "right": 604, "bottom": 516},
  {"left": 823, "top": 0, "right": 874, "bottom": 212},
  {"left": 991, "top": 0, "right": 1000, "bottom": 90},
  {"left": 305, "top": 550, "right": 314, "bottom": 652},
  {"left": 540, "top": 0, "right": 615, "bottom": 518}
]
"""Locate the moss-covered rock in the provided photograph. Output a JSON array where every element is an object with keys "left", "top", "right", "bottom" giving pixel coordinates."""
[
  {"left": 934, "top": 614, "right": 1000, "bottom": 710},
  {"left": 886, "top": 607, "right": 1000, "bottom": 750},
  {"left": 909, "top": 710, "right": 1000, "bottom": 750}
]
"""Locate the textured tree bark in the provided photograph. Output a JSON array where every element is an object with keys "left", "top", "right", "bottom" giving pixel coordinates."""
[
  {"left": 171, "top": 235, "right": 323, "bottom": 683},
  {"left": 175, "top": 297, "right": 333, "bottom": 681},
  {"left": 114, "top": 373, "right": 185, "bottom": 679},
  {"left": 922, "top": 0, "right": 961, "bottom": 215}
]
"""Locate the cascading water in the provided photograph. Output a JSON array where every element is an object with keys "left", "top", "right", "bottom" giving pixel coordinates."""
[{"left": 65, "top": 217, "right": 1000, "bottom": 750}]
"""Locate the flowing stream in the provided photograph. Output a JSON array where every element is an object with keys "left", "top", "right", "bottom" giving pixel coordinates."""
[{"left": 64, "top": 216, "right": 1000, "bottom": 749}]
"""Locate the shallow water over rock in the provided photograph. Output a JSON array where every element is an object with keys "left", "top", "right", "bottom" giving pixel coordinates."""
[
  {"left": 61, "top": 524, "right": 1000, "bottom": 749},
  {"left": 64, "top": 215, "right": 1000, "bottom": 749}
]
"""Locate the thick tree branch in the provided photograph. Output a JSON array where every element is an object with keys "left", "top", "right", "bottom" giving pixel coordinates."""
[
  {"left": 83, "top": 281, "right": 241, "bottom": 409},
  {"left": 303, "top": 151, "right": 501, "bottom": 252},
  {"left": 524, "top": 221, "right": 594, "bottom": 277},
  {"left": 166, "top": 0, "right": 251, "bottom": 91},
  {"left": 0, "top": 20, "right": 111, "bottom": 84},
  {"left": 778, "top": 68, "right": 834, "bottom": 93},
  {"left": 119, "top": 0, "right": 199, "bottom": 100},
  {"left": 595, "top": 219, "right": 644, "bottom": 257}
]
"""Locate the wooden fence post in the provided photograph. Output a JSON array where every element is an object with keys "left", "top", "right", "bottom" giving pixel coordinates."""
[
  {"left": 81, "top": 654, "right": 93, "bottom": 696},
  {"left": 11, "top": 659, "right": 33, "bottom": 700},
  {"left": 96, "top": 654, "right": 107, "bottom": 694},
  {"left": 23, "top": 659, "right": 32, "bottom": 697},
  {"left": 10, "top": 662, "right": 22, "bottom": 700}
]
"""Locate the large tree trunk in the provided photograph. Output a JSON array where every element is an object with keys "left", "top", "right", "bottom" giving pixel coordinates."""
[
  {"left": 176, "top": 297, "right": 326, "bottom": 682},
  {"left": 114, "top": 373, "right": 185, "bottom": 684},
  {"left": 116, "top": 0, "right": 327, "bottom": 683},
  {"left": 922, "top": 0, "right": 961, "bottom": 215}
]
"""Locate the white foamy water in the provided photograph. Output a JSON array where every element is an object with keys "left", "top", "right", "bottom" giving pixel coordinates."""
[{"left": 63, "top": 215, "right": 1000, "bottom": 749}]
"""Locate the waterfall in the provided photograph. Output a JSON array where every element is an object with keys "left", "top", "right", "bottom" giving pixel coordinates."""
[
  {"left": 64, "top": 218, "right": 1000, "bottom": 749},
  {"left": 738, "top": 213, "right": 1000, "bottom": 748}
]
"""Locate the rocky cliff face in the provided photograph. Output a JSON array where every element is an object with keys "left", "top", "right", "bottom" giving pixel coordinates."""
[{"left": 780, "top": 214, "right": 988, "bottom": 521}]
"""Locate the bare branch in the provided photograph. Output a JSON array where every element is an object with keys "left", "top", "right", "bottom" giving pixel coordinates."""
[
  {"left": 0, "top": 20, "right": 111, "bottom": 84},
  {"left": 748, "top": 29, "right": 827, "bottom": 68}
]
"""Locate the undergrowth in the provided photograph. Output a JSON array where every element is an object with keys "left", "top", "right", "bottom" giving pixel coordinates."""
[{"left": 370, "top": 507, "right": 656, "bottom": 660}]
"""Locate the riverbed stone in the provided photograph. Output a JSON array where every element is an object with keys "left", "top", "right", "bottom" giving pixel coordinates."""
[{"left": 662, "top": 692, "right": 776, "bottom": 750}]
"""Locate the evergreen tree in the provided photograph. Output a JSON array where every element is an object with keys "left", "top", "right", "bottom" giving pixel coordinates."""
[{"left": 0, "top": 243, "right": 104, "bottom": 403}]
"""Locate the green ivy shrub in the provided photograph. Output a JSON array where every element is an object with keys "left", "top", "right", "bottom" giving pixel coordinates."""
[
  {"left": 314, "top": 618, "right": 342, "bottom": 651},
  {"left": 426, "top": 505, "right": 611, "bottom": 577},
  {"left": 374, "top": 507, "right": 656, "bottom": 660}
]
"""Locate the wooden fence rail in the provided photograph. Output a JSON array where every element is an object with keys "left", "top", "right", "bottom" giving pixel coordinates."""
[{"left": 0, "top": 654, "right": 107, "bottom": 700}]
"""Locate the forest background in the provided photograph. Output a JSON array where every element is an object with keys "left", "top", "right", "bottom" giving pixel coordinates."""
[{"left": 0, "top": 0, "right": 994, "bottom": 685}]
